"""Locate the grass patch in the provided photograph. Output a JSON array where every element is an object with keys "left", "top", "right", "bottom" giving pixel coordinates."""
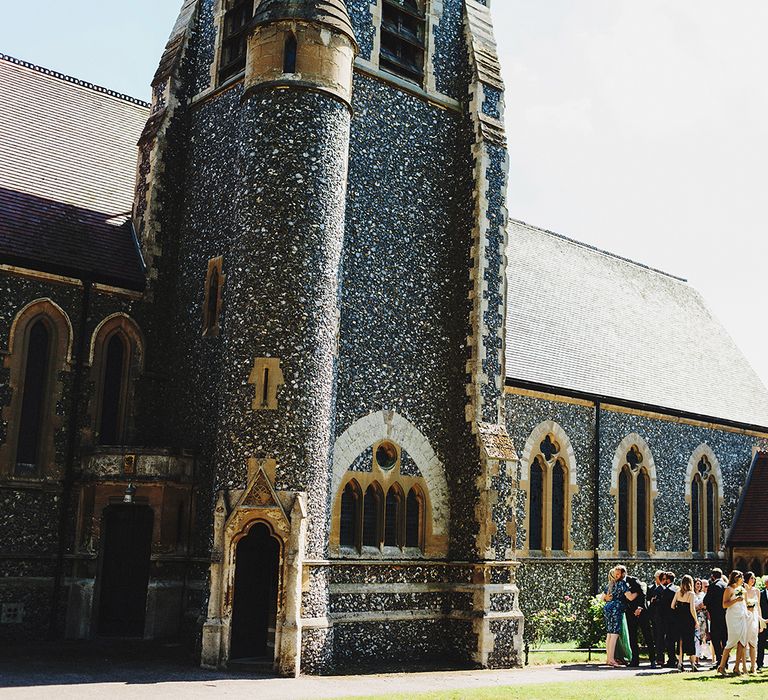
[
  {"left": 350, "top": 673, "right": 768, "bottom": 700},
  {"left": 526, "top": 641, "right": 602, "bottom": 666}
]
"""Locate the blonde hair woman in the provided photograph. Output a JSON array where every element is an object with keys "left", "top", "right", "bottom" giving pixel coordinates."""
[{"left": 600, "top": 566, "right": 629, "bottom": 667}]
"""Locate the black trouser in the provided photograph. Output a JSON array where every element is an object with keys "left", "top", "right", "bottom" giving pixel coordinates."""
[
  {"left": 710, "top": 620, "right": 726, "bottom": 665},
  {"left": 757, "top": 628, "right": 767, "bottom": 668},
  {"left": 662, "top": 615, "right": 677, "bottom": 663},
  {"left": 652, "top": 613, "right": 667, "bottom": 664},
  {"left": 627, "top": 609, "right": 655, "bottom": 665}
]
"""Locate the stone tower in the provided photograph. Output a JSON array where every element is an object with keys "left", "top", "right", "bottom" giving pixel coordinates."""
[{"left": 201, "top": 0, "right": 358, "bottom": 675}]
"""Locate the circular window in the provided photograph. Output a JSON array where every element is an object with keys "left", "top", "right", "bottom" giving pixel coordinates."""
[{"left": 375, "top": 442, "right": 398, "bottom": 471}]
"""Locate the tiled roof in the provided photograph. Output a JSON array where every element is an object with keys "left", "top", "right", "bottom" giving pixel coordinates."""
[
  {"left": 728, "top": 452, "right": 768, "bottom": 545},
  {"left": 0, "top": 54, "right": 148, "bottom": 290},
  {"left": 506, "top": 219, "right": 768, "bottom": 428}
]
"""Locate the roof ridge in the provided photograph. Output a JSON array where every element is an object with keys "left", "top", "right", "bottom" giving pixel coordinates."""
[
  {"left": 0, "top": 53, "right": 150, "bottom": 108},
  {"left": 509, "top": 217, "right": 688, "bottom": 283}
]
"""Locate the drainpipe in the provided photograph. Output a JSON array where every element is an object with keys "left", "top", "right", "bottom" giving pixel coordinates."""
[
  {"left": 49, "top": 279, "right": 92, "bottom": 637},
  {"left": 591, "top": 401, "right": 601, "bottom": 596}
]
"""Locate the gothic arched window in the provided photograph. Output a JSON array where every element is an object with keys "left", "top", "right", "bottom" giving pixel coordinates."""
[
  {"left": 691, "top": 454, "right": 719, "bottom": 553},
  {"left": 618, "top": 465, "right": 630, "bottom": 552},
  {"left": 551, "top": 459, "right": 566, "bottom": 552},
  {"left": 362, "top": 483, "right": 383, "bottom": 548},
  {"left": 528, "top": 456, "right": 544, "bottom": 551},
  {"left": 615, "top": 443, "right": 654, "bottom": 554},
  {"left": 384, "top": 484, "right": 403, "bottom": 547},
  {"left": 334, "top": 440, "right": 432, "bottom": 556},
  {"left": 98, "top": 332, "right": 129, "bottom": 445},
  {"left": 340, "top": 480, "right": 361, "bottom": 548},
  {"left": 405, "top": 486, "right": 423, "bottom": 549},
  {"left": 15, "top": 319, "right": 52, "bottom": 475},
  {"left": 523, "top": 427, "right": 576, "bottom": 554}
]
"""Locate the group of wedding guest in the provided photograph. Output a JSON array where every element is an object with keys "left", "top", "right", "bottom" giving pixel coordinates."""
[{"left": 599, "top": 566, "right": 768, "bottom": 674}]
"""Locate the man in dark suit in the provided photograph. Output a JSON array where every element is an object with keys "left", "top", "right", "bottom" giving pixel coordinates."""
[
  {"left": 703, "top": 568, "right": 727, "bottom": 669},
  {"left": 659, "top": 571, "right": 678, "bottom": 667},
  {"left": 624, "top": 571, "right": 656, "bottom": 667},
  {"left": 647, "top": 570, "right": 666, "bottom": 667},
  {"left": 758, "top": 575, "right": 768, "bottom": 670}
]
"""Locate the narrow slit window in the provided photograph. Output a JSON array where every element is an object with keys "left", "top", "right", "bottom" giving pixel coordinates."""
[
  {"left": 203, "top": 257, "right": 224, "bottom": 336},
  {"left": 363, "top": 484, "right": 383, "bottom": 548},
  {"left": 15, "top": 319, "right": 51, "bottom": 475},
  {"left": 283, "top": 34, "right": 297, "bottom": 74},
  {"left": 98, "top": 333, "right": 128, "bottom": 445},
  {"left": 379, "top": 0, "right": 426, "bottom": 85},
  {"left": 405, "top": 488, "right": 422, "bottom": 548},
  {"left": 618, "top": 465, "right": 630, "bottom": 551},
  {"left": 218, "top": 0, "right": 255, "bottom": 84},
  {"left": 340, "top": 481, "right": 361, "bottom": 549},
  {"left": 262, "top": 368, "right": 270, "bottom": 406},
  {"left": 528, "top": 456, "right": 544, "bottom": 550},
  {"left": 384, "top": 486, "right": 402, "bottom": 547}
]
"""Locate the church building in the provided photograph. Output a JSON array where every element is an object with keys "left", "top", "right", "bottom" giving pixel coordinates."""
[{"left": 1, "top": 0, "right": 767, "bottom": 676}]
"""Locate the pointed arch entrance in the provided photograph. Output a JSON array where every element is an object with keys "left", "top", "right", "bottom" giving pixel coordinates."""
[{"left": 230, "top": 522, "right": 281, "bottom": 660}]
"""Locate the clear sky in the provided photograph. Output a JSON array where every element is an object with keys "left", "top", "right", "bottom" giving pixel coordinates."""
[{"left": 2, "top": 1, "right": 767, "bottom": 388}]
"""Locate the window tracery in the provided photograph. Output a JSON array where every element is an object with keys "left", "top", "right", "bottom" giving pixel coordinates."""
[
  {"left": 616, "top": 444, "right": 653, "bottom": 554},
  {"left": 523, "top": 430, "right": 573, "bottom": 554},
  {"left": 332, "top": 440, "right": 430, "bottom": 555},
  {"left": 691, "top": 455, "right": 719, "bottom": 553}
]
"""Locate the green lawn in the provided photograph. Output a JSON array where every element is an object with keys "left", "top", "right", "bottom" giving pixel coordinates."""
[
  {"left": 526, "top": 641, "right": 600, "bottom": 666},
  {"left": 352, "top": 673, "right": 768, "bottom": 700}
]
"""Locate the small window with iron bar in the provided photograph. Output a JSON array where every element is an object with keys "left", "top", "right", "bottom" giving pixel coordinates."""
[
  {"left": 218, "top": 0, "right": 255, "bottom": 84},
  {"left": 379, "top": 0, "right": 426, "bottom": 85}
]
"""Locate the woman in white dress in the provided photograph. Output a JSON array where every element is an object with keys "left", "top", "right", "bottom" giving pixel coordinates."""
[
  {"left": 743, "top": 572, "right": 764, "bottom": 674},
  {"left": 717, "top": 570, "right": 748, "bottom": 676}
]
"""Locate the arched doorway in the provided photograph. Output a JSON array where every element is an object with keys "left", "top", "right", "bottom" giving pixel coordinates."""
[
  {"left": 230, "top": 522, "right": 281, "bottom": 661},
  {"left": 97, "top": 505, "right": 153, "bottom": 636}
]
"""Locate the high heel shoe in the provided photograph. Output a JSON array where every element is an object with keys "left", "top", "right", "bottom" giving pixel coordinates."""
[
  {"left": 677, "top": 662, "right": 685, "bottom": 672},
  {"left": 716, "top": 666, "right": 727, "bottom": 676}
]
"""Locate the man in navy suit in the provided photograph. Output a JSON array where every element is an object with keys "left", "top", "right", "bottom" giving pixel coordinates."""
[{"left": 758, "top": 575, "right": 768, "bottom": 670}]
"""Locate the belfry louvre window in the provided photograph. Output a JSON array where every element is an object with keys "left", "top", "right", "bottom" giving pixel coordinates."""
[
  {"left": 379, "top": 0, "right": 426, "bottom": 84},
  {"left": 218, "top": 0, "right": 254, "bottom": 83}
]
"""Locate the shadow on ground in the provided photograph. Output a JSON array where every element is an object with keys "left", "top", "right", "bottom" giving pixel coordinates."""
[{"left": 0, "top": 639, "right": 249, "bottom": 688}]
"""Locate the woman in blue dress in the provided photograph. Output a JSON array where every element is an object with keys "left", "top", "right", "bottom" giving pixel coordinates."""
[{"left": 601, "top": 565, "right": 630, "bottom": 667}]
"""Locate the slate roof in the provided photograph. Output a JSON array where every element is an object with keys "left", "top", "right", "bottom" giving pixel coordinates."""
[
  {"left": 506, "top": 219, "right": 768, "bottom": 428},
  {"left": 0, "top": 54, "right": 149, "bottom": 290},
  {"left": 728, "top": 451, "right": 768, "bottom": 545}
]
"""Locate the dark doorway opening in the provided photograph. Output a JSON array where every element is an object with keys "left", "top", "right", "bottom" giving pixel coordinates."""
[
  {"left": 97, "top": 505, "right": 153, "bottom": 636},
  {"left": 230, "top": 522, "right": 280, "bottom": 661}
]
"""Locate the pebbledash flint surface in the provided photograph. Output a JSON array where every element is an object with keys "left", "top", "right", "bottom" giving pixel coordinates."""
[{"left": 1, "top": 0, "right": 768, "bottom": 678}]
